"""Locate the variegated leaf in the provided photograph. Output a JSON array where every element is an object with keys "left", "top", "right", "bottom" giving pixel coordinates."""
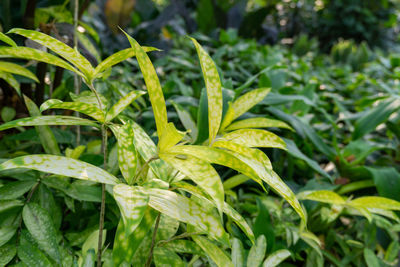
[
  {"left": 105, "top": 90, "right": 146, "bottom": 122},
  {"left": 159, "top": 152, "right": 224, "bottom": 215},
  {"left": 0, "top": 32, "right": 17, "bottom": 46},
  {"left": 297, "top": 190, "right": 346, "bottom": 205},
  {"left": 113, "top": 184, "right": 149, "bottom": 236},
  {"left": 0, "top": 71, "right": 20, "bottom": 95},
  {"left": 225, "top": 117, "right": 293, "bottom": 132},
  {"left": 0, "top": 155, "right": 119, "bottom": 184},
  {"left": 192, "top": 235, "right": 234, "bottom": 267},
  {"left": 0, "top": 47, "right": 82, "bottom": 76},
  {"left": 24, "top": 96, "right": 61, "bottom": 155},
  {"left": 0, "top": 62, "right": 38, "bottom": 82},
  {"left": 40, "top": 99, "right": 104, "bottom": 122},
  {"left": 146, "top": 188, "right": 229, "bottom": 245},
  {"left": 263, "top": 250, "right": 291, "bottom": 267},
  {"left": 348, "top": 197, "right": 400, "bottom": 211},
  {"left": 222, "top": 129, "right": 286, "bottom": 150},
  {"left": 109, "top": 123, "right": 138, "bottom": 184},
  {"left": 8, "top": 28, "right": 94, "bottom": 80},
  {"left": 160, "top": 240, "right": 204, "bottom": 255},
  {"left": 93, "top": 47, "right": 158, "bottom": 78},
  {"left": 124, "top": 32, "right": 168, "bottom": 138},
  {"left": 213, "top": 140, "right": 272, "bottom": 169},
  {"left": 220, "top": 88, "right": 270, "bottom": 130},
  {"left": 190, "top": 38, "right": 222, "bottom": 144},
  {"left": 0, "top": 115, "right": 99, "bottom": 131},
  {"left": 153, "top": 247, "right": 185, "bottom": 267},
  {"left": 158, "top": 122, "right": 185, "bottom": 152}
]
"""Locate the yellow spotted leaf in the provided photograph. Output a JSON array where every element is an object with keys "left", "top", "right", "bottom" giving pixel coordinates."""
[
  {"left": 348, "top": 196, "right": 400, "bottom": 211},
  {"left": 0, "top": 62, "right": 38, "bottom": 82},
  {"left": 297, "top": 190, "right": 346, "bottom": 205},
  {"left": 225, "top": 117, "right": 293, "bottom": 132},
  {"left": 222, "top": 129, "right": 286, "bottom": 150},
  {"left": 105, "top": 90, "right": 146, "bottom": 122}
]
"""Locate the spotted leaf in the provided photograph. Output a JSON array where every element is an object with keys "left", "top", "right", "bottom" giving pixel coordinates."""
[
  {"left": 146, "top": 188, "right": 229, "bottom": 245},
  {"left": 8, "top": 28, "right": 94, "bottom": 80},
  {"left": 158, "top": 122, "right": 185, "bottom": 152},
  {"left": 0, "top": 71, "right": 19, "bottom": 95},
  {"left": 222, "top": 129, "right": 286, "bottom": 150},
  {"left": 297, "top": 190, "right": 346, "bottom": 205},
  {"left": 192, "top": 235, "right": 234, "bottom": 267},
  {"left": 220, "top": 88, "right": 270, "bottom": 131},
  {"left": 0, "top": 32, "right": 17, "bottom": 46},
  {"left": 225, "top": 117, "right": 293, "bottom": 132},
  {"left": 0, "top": 155, "right": 119, "bottom": 185},
  {"left": 191, "top": 38, "right": 222, "bottom": 144},
  {"left": 0, "top": 115, "right": 99, "bottom": 131},
  {"left": 0, "top": 62, "right": 38, "bottom": 82},
  {"left": 93, "top": 47, "right": 159, "bottom": 78},
  {"left": 159, "top": 152, "right": 224, "bottom": 216},
  {"left": 40, "top": 99, "right": 104, "bottom": 122},
  {"left": 113, "top": 184, "right": 149, "bottom": 237},
  {"left": 124, "top": 32, "right": 168, "bottom": 138},
  {"left": 348, "top": 196, "right": 400, "bottom": 211},
  {"left": 109, "top": 123, "right": 138, "bottom": 184},
  {"left": 105, "top": 90, "right": 146, "bottom": 122}
]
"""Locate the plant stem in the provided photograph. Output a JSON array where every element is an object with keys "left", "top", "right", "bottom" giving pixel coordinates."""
[
  {"left": 145, "top": 212, "right": 161, "bottom": 267},
  {"left": 97, "top": 124, "right": 107, "bottom": 267},
  {"left": 73, "top": 0, "right": 81, "bottom": 145},
  {"left": 135, "top": 156, "right": 159, "bottom": 182}
]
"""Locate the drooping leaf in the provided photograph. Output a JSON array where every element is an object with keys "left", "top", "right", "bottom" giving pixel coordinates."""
[
  {"left": 105, "top": 90, "right": 146, "bottom": 122},
  {"left": 8, "top": 28, "right": 94, "bottom": 80},
  {"left": 191, "top": 37, "right": 223, "bottom": 144},
  {"left": 192, "top": 235, "right": 234, "bottom": 267},
  {"left": 0, "top": 155, "right": 119, "bottom": 185},
  {"left": 0, "top": 244, "right": 16, "bottom": 266},
  {"left": 18, "top": 231, "right": 52, "bottom": 266},
  {"left": 225, "top": 117, "right": 293, "bottom": 132},
  {"left": 222, "top": 129, "right": 286, "bottom": 150},
  {"left": 159, "top": 152, "right": 224, "bottom": 215},
  {"left": 221, "top": 88, "right": 270, "bottom": 130},
  {"left": 0, "top": 32, "right": 17, "bottom": 46},
  {"left": 110, "top": 123, "right": 138, "bottom": 184},
  {"left": 113, "top": 184, "right": 149, "bottom": 236},
  {"left": 247, "top": 235, "right": 267, "bottom": 267},
  {"left": 0, "top": 71, "right": 19, "bottom": 94},
  {"left": 22, "top": 203, "right": 61, "bottom": 264},
  {"left": 0, "top": 115, "right": 99, "bottom": 131},
  {"left": 263, "top": 250, "right": 291, "bottom": 267},
  {"left": 0, "top": 62, "right": 38, "bottom": 82},
  {"left": 40, "top": 99, "right": 104, "bottom": 122},
  {"left": 348, "top": 196, "right": 400, "bottom": 211},
  {"left": 153, "top": 247, "right": 185, "bottom": 267},
  {"left": 24, "top": 96, "right": 61, "bottom": 155},
  {"left": 297, "top": 190, "right": 346, "bottom": 205},
  {"left": 231, "top": 238, "right": 245, "bottom": 267},
  {"left": 146, "top": 188, "right": 229, "bottom": 245},
  {"left": 124, "top": 32, "right": 168, "bottom": 138},
  {"left": 0, "top": 180, "right": 36, "bottom": 200}
]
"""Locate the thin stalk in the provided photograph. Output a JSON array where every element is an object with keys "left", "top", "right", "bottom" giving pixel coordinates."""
[
  {"left": 97, "top": 124, "right": 107, "bottom": 267},
  {"left": 73, "top": 0, "right": 81, "bottom": 145},
  {"left": 145, "top": 212, "right": 161, "bottom": 267}
]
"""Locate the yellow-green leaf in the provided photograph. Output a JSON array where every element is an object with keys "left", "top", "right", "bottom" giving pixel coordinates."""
[
  {"left": 158, "top": 122, "right": 185, "bottom": 152},
  {"left": 297, "top": 190, "right": 346, "bottom": 205},
  {"left": 113, "top": 184, "right": 149, "bottom": 236},
  {"left": 222, "top": 129, "right": 286, "bottom": 150},
  {"left": 160, "top": 152, "right": 224, "bottom": 216},
  {"left": 192, "top": 235, "right": 234, "bottom": 267},
  {"left": 171, "top": 101, "right": 198, "bottom": 141},
  {"left": 247, "top": 235, "right": 267, "bottom": 267},
  {"left": 348, "top": 197, "right": 400, "bottom": 211},
  {"left": 225, "top": 117, "right": 293, "bottom": 132},
  {"left": 0, "top": 155, "right": 119, "bottom": 185},
  {"left": 105, "top": 90, "right": 146, "bottom": 122},
  {"left": 190, "top": 37, "right": 222, "bottom": 144},
  {"left": 0, "top": 32, "right": 17, "bottom": 46},
  {"left": 0, "top": 62, "right": 38, "bottom": 82},
  {"left": 0, "top": 71, "right": 20, "bottom": 95},
  {"left": 40, "top": 99, "right": 104, "bottom": 122}
]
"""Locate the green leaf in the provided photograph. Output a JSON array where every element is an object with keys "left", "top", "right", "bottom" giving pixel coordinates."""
[
  {"left": 22, "top": 203, "right": 61, "bottom": 263},
  {"left": 0, "top": 180, "right": 36, "bottom": 200},
  {"left": 223, "top": 174, "right": 249, "bottom": 190},
  {"left": 110, "top": 123, "right": 138, "bottom": 184},
  {"left": 297, "top": 190, "right": 346, "bottom": 205},
  {"left": 40, "top": 99, "right": 104, "bottom": 122},
  {"left": 0, "top": 199, "right": 24, "bottom": 213},
  {"left": 367, "top": 167, "right": 400, "bottom": 202},
  {"left": 153, "top": 247, "right": 185, "bottom": 267},
  {"left": 221, "top": 88, "right": 270, "bottom": 130},
  {"left": 0, "top": 115, "right": 98, "bottom": 131},
  {"left": 263, "top": 250, "right": 291, "bottom": 267},
  {"left": 82, "top": 230, "right": 106, "bottom": 256},
  {"left": 18, "top": 231, "right": 52, "bottom": 267},
  {"left": 160, "top": 152, "right": 224, "bottom": 216},
  {"left": 171, "top": 101, "right": 198, "bottom": 141},
  {"left": 363, "top": 248, "right": 380, "bottom": 267},
  {"left": 231, "top": 238, "right": 245, "bottom": 267},
  {"left": 348, "top": 196, "right": 400, "bottom": 211},
  {"left": 24, "top": 96, "right": 61, "bottom": 155},
  {"left": 191, "top": 37, "right": 223, "bottom": 144},
  {"left": 0, "top": 32, "right": 17, "bottom": 46},
  {"left": 105, "top": 90, "right": 146, "bottom": 122},
  {"left": 225, "top": 117, "right": 293, "bottom": 132},
  {"left": 113, "top": 184, "right": 149, "bottom": 236},
  {"left": 0, "top": 227, "right": 17, "bottom": 247},
  {"left": 0, "top": 244, "right": 16, "bottom": 266},
  {"left": 192, "top": 235, "right": 234, "bottom": 267},
  {"left": 93, "top": 47, "right": 158, "bottom": 78},
  {"left": 124, "top": 32, "right": 168, "bottom": 138},
  {"left": 81, "top": 249, "right": 96, "bottom": 267},
  {"left": 247, "top": 235, "right": 267, "bottom": 267},
  {"left": 160, "top": 240, "right": 204, "bottom": 255},
  {"left": 0, "top": 47, "right": 82, "bottom": 76},
  {"left": 222, "top": 129, "right": 286, "bottom": 150},
  {"left": 146, "top": 188, "right": 229, "bottom": 245},
  {"left": 0, "top": 71, "right": 20, "bottom": 94},
  {"left": 8, "top": 28, "right": 94, "bottom": 80},
  {"left": 0, "top": 62, "right": 38, "bottom": 82},
  {"left": 0, "top": 155, "right": 119, "bottom": 185}
]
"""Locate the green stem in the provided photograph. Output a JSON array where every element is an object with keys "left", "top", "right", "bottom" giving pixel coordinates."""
[
  {"left": 145, "top": 212, "right": 161, "bottom": 267},
  {"left": 97, "top": 124, "right": 107, "bottom": 267},
  {"left": 73, "top": 0, "right": 80, "bottom": 145}
]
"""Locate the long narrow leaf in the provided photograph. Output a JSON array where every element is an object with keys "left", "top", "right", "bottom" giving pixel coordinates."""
[
  {"left": 192, "top": 235, "right": 234, "bottom": 267},
  {"left": 0, "top": 32, "right": 17, "bottom": 46},
  {"left": 0, "top": 71, "right": 19, "bottom": 94},
  {"left": 0, "top": 62, "right": 38, "bottom": 82},
  {"left": 225, "top": 117, "right": 293, "bottom": 132},
  {"left": 222, "top": 129, "right": 286, "bottom": 150},
  {"left": 40, "top": 99, "right": 104, "bottom": 122},
  {"left": 105, "top": 90, "right": 146, "bottom": 122}
]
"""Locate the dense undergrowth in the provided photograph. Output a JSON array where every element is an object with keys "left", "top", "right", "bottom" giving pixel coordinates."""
[{"left": 0, "top": 22, "right": 400, "bottom": 267}]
